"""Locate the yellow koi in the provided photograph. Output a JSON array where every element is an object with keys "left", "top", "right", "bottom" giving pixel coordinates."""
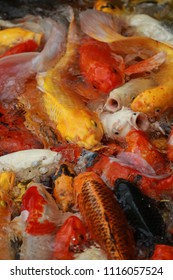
[
  {"left": 0, "top": 172, "right": 15, "bottom": 195},
  {"left": 0, "top": 27, "right": 42, "bottom": 55},
  {"left": 37, "top": 13, "right": 103, "bottom": 150}
]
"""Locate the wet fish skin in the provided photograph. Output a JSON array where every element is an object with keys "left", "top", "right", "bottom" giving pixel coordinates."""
[{"left": 74, "top": 171, "right": 135, "bottom": 260}]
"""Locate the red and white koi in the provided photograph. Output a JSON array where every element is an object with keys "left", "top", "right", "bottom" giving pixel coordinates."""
[{"left": 19, "top": 183, "right": 60, "bottom": 260}]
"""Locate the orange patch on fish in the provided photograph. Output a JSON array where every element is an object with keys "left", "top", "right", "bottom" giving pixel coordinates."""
[
  {"left": 53, "top": 216, "right": 87, "bottom": 260},
  {"left": 79, "top": 38, "right": 124, "bottom": 93},
  {"left": 125, "top": 130, "right": 168, "bottom": 174},
  {"left": 0, "top": 40, "right": 38, "bottom": 59},
  {"left": 21, "top": 185, "right": 57, "bottom": 235}
]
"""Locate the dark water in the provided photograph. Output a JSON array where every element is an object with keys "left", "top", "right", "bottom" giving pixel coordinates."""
[
  {"left": 1, "top": 0, "right": 173, "bottom": 21},
  {"left": 0, "top": 0, "right": 95, "bottom": 19}
]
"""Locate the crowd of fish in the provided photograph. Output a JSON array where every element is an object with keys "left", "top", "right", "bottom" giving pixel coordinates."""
[{"left": 0, "top": 0, "right": 173, "bottom": 260}]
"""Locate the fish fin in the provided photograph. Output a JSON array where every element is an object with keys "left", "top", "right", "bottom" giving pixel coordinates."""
[
  {"left": 0, "top": 52, "right": 38, "bottom": 101},
  {"left": 79, "top": 9, "right": 124, "bottom": 42}
]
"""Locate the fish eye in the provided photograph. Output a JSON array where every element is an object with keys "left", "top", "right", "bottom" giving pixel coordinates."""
[
  {"left": 66, "top": 137, "right": 71, "bottom": 142},
  {"left": 91, "top": 120, "right": 98, "bottom": 127},
  {"left": 155, "top": 108, "right": 161, "bottom": 113},
  {"left": 114, "top": 131, "right": 119, "bottom": 135},
  {"left": 100, "top": 3, "right": 116, "bottom": 10}
]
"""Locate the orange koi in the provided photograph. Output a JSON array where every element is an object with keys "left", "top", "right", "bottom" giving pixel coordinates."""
[
  {"left": 53, "top": 163, "right": 75, "bottom": 212},
  {"left": 150, "top": 244, "right": 173, "bottom": 260},
  {"left": 125, "top": 130, "right": 168, "bottom": 174},
  {"left": 0, "top": 27, "right": 42, "bottom": 56},
  {"left": 73, "top": 171, "right": 135, "bottom": 259},
  {"left": 79, "top": 38, "right": 124, "bottom": 93},
  {"left": 53, "top": 216, "right": 87, "bottom": 260}
]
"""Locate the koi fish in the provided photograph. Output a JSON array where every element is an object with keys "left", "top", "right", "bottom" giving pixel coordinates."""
[
  {"left": 20, "top": 183, "right": 60, "bottom": 260},
  {"left": 99, "top": 107, "right": 149, "bottom": 140},
  {"left": 114, "top": 179, "right": 167, "bottom": 258},
  {"left": 0, "top": 15, "right": 68, "bottom": 101},
  {"left": 109, "top": 37, "right": 173, "bottom": 116},
  {"left": 53, "top": 163, "right": 75, "bottom": 212},
  {"left": 0, "top": 104, "right": 43, "bottom": 156},
  {"left": 0, "top": 27, "right": 42, "bottom": 56},
  {"left": 126, "top": 14, "right": 173, "bottom": 45},
  {"left": 0, "top": 40, "right": 39, "bottom": 59},
  {"left": 37, "top": 14, "right": 103, "bottom": 150},
  {"left": 125, "top": 130, "right": 167, "bottom": 174},
  {"left": 53, "top": 216, "right": 87, "bottom": 260},
  {"left": 79, "top": 38, "right": 124, "bottom": 93},
  {"left": 150, "top": 244, "right": 173, "bottom": 260},
  {"left": 78, "top": 151, "right": 173, "bottom": 199},
  {"left": 0, "top": 171, "right": 15, "bottom": 195},
  {"left": 0, "top": 149, "right": 61, "bottom": 173},
  {"left": 94, "top": 0, "right": 124, "bottom": 15},
  {"left": 104, "top": 78, "right": 156, "bottom": 112},
  {"left": 73, "top": 171, "right": 135, "bottom": 259}
]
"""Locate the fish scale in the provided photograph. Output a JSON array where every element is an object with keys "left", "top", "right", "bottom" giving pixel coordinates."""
[{"left": 74, "top": 172, "right": 135, "bottom": 259}]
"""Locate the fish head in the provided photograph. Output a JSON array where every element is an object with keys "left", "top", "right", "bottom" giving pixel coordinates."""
[
  {"left": 59, "top": 109, "right": 104, "bottom": 150},
  {"left": 94, "top": 0, "right": 123, "bottom": 15},
  {"left": 130, "top": 85, "right": 172, "bottom": 117},
  {"left": 56, "top": 216, "right": 87, "bottom": 246}
]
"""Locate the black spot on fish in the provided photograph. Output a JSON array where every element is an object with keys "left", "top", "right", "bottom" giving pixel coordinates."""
[{"left": 114, "top": 179, "right": 169, "bottom": 257}]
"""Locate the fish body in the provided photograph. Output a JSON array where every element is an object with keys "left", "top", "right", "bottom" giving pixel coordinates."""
[
  {"left": 53, "top": 163, "right": 75, "bottom": 212},
  {"left": 0, "top": 27, "right": 42, "bottom": 56},
  {"left": 125, "top": 130, "right": 167, "bottom": 174},
  {"left": 114, "top": 179, "right": 167, "bottom": 257},
  {"left": 87, "top": 153, "right": 173, "bottom": 200},
  {"left": 38, "top": 77, "right": 103, "bottom": 149},
  {"left": 20, "top": 183, "right": 60, "bottom": 259},
  {"left": 79, "top": 38, "right": 124, "bottom": 93},
  {"left": 127, "top": 14, "right": 173, "bottom": 44},
  {"left": 131, "top": 83, "right": 173, "bottom": 116},
  {"left": 0, "top": 149, "right": 61, "bottom": 172},
  {"left": 151, "top": 244, "right": 173, "bottom": 260},
  {"left": 0, "top": 104, "right": 43, "bottom": 156},
  {"left": 53, "top": 216, "right": 87, "bottom": 260},
  {"left": 37, "top": 17, "right": 103, "bottom": 150},
  {"left": 73, "top": 171, "right": 135, "bottom": 259},
  {"left": 0, "top": 39, "right": 39, "bottom": 59}
]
